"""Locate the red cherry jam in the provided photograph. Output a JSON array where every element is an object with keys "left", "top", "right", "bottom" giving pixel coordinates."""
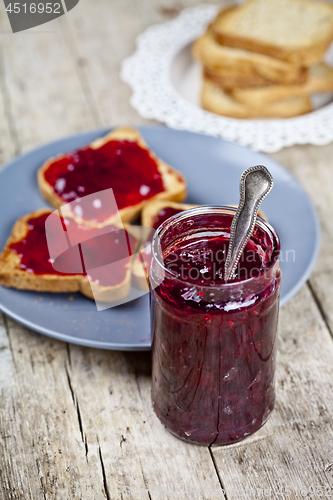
[
  {"left": 140, "top": 207, "right": 186, "bottom": 274},
  {"left": 150, "top": 207, "right": 281, "bottom": 445},
  {"left": 164, "top": 233, "right": 266, "bottom": 285},
  {"left": 10, "top": 212, "right": 137, "bottom": 287},
  {"left": 152, "top": 207, "right": 183, "bottom": 230},
  {"left": 43, "top": 140, "right": 165, "bottom": 223}
]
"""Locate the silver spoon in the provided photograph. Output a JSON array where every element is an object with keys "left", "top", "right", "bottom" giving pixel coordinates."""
[{"left": 224, "top": 165, "right": 274, "bottom": 282}]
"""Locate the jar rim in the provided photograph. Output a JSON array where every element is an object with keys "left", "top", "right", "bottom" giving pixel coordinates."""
[{"left": 151, "top": 205, "right": 280, "bottom": 289}]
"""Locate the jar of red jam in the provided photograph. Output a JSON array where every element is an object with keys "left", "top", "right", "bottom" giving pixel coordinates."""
[{"left": 150, "top": 206, "right": 281, "bottom": 446}]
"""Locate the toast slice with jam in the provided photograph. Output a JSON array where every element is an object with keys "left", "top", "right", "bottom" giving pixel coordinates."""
[
  {"left": 133, "top": 201, "right": 199, "bottom": 290},
  {"left": 0, "top": 208, "right": 139, "bottom": 303},
  {"left": 38, "top": 128, "right": 187, "bottom": 228}
]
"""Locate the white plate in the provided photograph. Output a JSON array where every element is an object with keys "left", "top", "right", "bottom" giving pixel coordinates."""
[{"left": 121, "top": 3, "right": 333, "bottom": 153}]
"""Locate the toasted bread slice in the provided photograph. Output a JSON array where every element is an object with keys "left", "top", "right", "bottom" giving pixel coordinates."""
[
  {"left": 212, "top": 0, "right": 333, "bottom": 66},
  {"left": 38, "top": 128, "right": 187, "bottom": 228},
  {"left": 203, "top": 65, "right": 306, "bottom": 90},
  {"left": 231, "top": 62, "right": 333, "bottom": 105},
  {"left": 193, "top": 30, "right": 307, "bottom": 86},
  {"left": 141, "top": 200, "right": 198, "bottom": 229},
  {"left": 141, "top": 200, "right": 267, "bottom": 227},
  {"left": 0, "top": 209, "right": 139, "bottom": 303},
  {"left": 202, "top": 77, "right": 313, "bottom": 118}
]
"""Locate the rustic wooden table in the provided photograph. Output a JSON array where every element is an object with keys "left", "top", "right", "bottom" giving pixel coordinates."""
[{"left": 1, "top": 1, "right": 333, "bottom": 499}]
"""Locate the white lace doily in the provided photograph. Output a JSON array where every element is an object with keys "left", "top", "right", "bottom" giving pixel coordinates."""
[{"left": 121, "top": 4, "right": 333, "bottom": 153}]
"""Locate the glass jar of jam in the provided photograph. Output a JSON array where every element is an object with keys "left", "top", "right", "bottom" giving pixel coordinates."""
[{"left": 149, "top": 206, "right": 281, "bottom": 446}]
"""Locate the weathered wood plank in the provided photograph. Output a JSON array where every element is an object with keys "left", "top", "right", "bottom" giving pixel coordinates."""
[
  {"left": 60, "top": 0, "right": 219, "bottom": 128},
  {"left": 0, "top": 47, "right": 17, "bottom": 166},
  {"left": 0, "top": 19, "right": 94, "bottom": 153},
  {"left": 65, "top": 344, "right": 224, "bottom": 500},
  {"left": 272, "top": 143, "right": 333, "bottom": 337},
  {"left": 211, "top": 285, "right": 333, "bottom": 499},
  {"left": 58, "top": 0, "right": 153, "bottom": 128},
  {"left": 2, "top": 317, "right": 106, "bottom": 500},
  {"left": 0, "top": 312, "right": 44, "bottom": 500}
]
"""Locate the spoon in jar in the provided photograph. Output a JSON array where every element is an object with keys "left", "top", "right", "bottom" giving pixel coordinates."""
[{"left": 224, "top": 165, "right": 274, "bottom": 282}]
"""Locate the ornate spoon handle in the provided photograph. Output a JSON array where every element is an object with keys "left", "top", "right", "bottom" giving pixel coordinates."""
[{"left": 224, "top": 165, "right": 274, "bottom": 282}]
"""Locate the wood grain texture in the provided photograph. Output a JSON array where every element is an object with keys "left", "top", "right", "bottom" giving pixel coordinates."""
[
  {"left": 0, "top": 45, "right": 17, "bottom": 166},
  {"left": 2, "top": 316, "right": 106, "bottom": 499},
  {"left": 1, "top": 0, "right": 333, "bottom": 498},
  {"left": 66, "top": 344, "right": 224, "bottom": 499},
  {"left": 61, "top": 0, "right": 215, "bottom": 128},
  {"left": 0, "top": 17, "right": 94, "bottom": 153},
  {"left": 58, "top": 0, "right": 145, "bottom": 128},
  {"left": 0, "top": 313, "right": 44, "bottom": 500},
  {"left": 272, "top": 143, "right": 333, "bottom": 337}
]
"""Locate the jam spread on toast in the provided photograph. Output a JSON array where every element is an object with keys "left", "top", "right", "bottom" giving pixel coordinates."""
[
  {"left": 140, "top": 207, "right": 184, "bottom": 273},
  {"left": 43, "top": 140, "right": 165, "bottom": 223},
  {"left": 10, "top": 213, "right": 137, "bottom": 287}
]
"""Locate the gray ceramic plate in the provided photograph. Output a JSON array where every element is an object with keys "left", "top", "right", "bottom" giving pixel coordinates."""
[{"left": 0, "top": 127, "right": 320, "bottom": 350}]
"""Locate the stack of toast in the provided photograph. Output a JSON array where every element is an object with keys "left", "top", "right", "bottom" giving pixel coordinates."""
[{"left": 193, "top": 0, "right": 333, "bottom": 118}]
